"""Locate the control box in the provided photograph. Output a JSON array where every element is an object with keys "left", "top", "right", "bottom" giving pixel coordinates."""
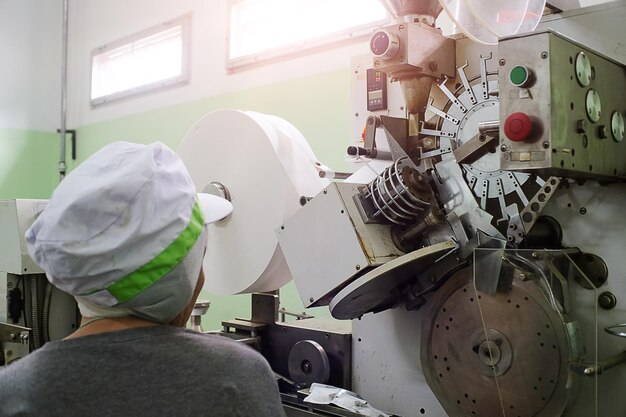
[
  {"left": 366, "top": 68, "right": 387, "bottom": 111},
  {"left": 499, "top": 31, "right": 626, "bottom": 180}
]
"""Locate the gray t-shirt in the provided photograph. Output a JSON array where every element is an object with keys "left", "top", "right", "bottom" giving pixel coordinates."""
[{"left": 0, "top": 325, "right": 286, "bottom": 417}]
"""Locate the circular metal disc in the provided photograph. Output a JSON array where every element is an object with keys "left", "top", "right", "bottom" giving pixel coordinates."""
[
  {"left": 420, "top": 267, "right": 573, "bottom": 417},
  {"left": 575, "top": 52, "right": 592, "bottom": 87},
  {"left": 329, "top": 241, "right": 456, "bottom": 320},
  {"left": 586, "top": 89, "right": 602, "bottom": 123},
  {"left": 288, "top": 340, "right": 330, "bottom": 385}
]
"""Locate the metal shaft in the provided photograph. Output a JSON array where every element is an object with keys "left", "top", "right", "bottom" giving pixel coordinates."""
[{"left": 59, "top": 0, "right": 69, "bottom": 180}]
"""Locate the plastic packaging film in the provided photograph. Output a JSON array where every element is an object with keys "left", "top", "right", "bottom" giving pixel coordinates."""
[
  {"left": 178, "top": 110, "right": 329, "bottom": 295},
  {"left": 438, "top": 0, "right": 546, "bottom": 45}
]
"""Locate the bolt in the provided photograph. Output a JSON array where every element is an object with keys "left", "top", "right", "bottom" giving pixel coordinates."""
[
  {"left": 519, "top": 273, "right": 527, "bottom": 281},
  {"left": 541, "top": 51, "right": 549, "bottom": 59},
  {"left": 598, "top": 291, "right": 617, "bottom": 310},
  {"left": 355, "top": 264, "right": 361, "bottom": 271},
  {"left": 499, "top": 59, "right": 506, "bottom": 66},
  {"left": 532, "top": 252, "right": 541, "bottom": 259},
  {"left": 598, "top": 125, "right": 609, "bottom": 139},
  {"left": 325, "top": 332, "right": 330, "bottom": 339},
  {"left": 509, "top": 224, "right": 517, "bottom": 230},
  {"left": 7, "top": 282, "right": 13, "bottom": 289},
  {"left": 577, "top": 119, "right": 588, "bottom": 133},
  {"left": 542, "top": 141, "right": 550, "bottom": 149},
  {"left": 500, "top": 145, "right": 508, "bottom": 152},
  {"left": 309, "top": 297, "right": 314, "bottom": 303},
  {"left": 479, "top": 134, "right": 486, "bottom": 142},
  {"left": 579, "top": 207, "right": 587, "bottom": 215}
]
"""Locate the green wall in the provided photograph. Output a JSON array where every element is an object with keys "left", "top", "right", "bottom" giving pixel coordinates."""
[
  {"left": 0, "top": 128, "right": 59, "bottom": 199},
  {"left": 64, "top": 68, "right": 354, "bottom": 330}
]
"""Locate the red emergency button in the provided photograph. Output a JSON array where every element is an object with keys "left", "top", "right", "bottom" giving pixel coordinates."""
[{"left": 504, "top": 112, "right": 533, "bottom": 142}]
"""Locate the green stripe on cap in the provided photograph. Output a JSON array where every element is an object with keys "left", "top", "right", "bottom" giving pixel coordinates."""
[{"left": 107, "top": 201, "right": 204, "bottom": 304}]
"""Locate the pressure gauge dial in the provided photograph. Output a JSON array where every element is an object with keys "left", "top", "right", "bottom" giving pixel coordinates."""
[
  {"left": 611, "top": 111, "right": 624, "bottom": 142},
  {"left": 370, "top": 30, "right": 399, "bottom": 59},
  {"left": 586, "top": 89, "right": 601, "bottom": 123},
  {"left": 575, "top": 52, "right": 592, "bottom": 87}
]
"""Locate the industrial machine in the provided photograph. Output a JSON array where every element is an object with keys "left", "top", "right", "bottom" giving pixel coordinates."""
[
  {"left": 0, "top": 200, "right": 78, "bottom": 365},
  {"left": 177, "top": 1, "right": 626, "bottom": 416},
  {"left": 1, "top": 1, "right": 625, "bottom": 417}
]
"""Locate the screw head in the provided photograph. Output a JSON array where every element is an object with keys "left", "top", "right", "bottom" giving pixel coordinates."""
[
  {"left": 577, "top": 119, "right": 588, "bottom": 133},
  {"left": 541, "top": 51, "right": 549, "bottom": 59},
  {"left": 355, "top": 264, "right": 361, "bottom": 271},
  {"left": 499, "top": 59, "right": 506, "bottom": 66},
  {"left": 579, "top": 207, "right": 587, "bottom": 215},
  {"left": 309, "top": 297, "right": 314, "bottom": 303},
  {"left": 500, "top": 145, "right": 508, "bottom": 152},
  {"left": 542, "top": 141, "right": 550, "bottom": 149}
]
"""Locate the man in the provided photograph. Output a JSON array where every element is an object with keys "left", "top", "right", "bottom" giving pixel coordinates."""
[{"left": 0, "top": 141, "right": 286, "bottom": 417}]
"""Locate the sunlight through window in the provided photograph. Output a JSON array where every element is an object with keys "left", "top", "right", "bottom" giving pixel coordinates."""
[
  {"left": 228, "top": 0, "right": 389, "bottom": 70},
  {"left": 90, "top": 15, "right": 190, "bottom": 106}
]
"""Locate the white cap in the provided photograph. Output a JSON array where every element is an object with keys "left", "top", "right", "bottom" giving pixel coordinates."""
[{"left": 25, "top": 141, "right": 232, "bottom": 316}]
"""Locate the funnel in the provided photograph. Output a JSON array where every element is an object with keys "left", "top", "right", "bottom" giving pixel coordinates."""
[{"left": 381, "top": 0, "right": 443, "bottom": 18}]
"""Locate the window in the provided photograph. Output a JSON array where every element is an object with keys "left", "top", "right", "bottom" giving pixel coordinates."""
[
  {"left": 227, "top": 0, "right": 390, "bottom": 71},
  {"left": 90, "top": 15, "right": 191, "bottom": 106}
]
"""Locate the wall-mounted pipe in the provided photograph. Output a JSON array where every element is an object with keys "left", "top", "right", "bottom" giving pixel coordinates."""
[{"left": 59, "top": 0, "right": 69, "bottom": 180}]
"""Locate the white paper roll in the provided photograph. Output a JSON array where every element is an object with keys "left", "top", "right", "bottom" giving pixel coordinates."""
[{"left": 178, "top": 110, "right": 329, "bottom": 295}]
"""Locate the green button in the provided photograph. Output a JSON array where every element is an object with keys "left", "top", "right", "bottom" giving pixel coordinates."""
[{"left": 510, "top": 66, "right": 529, "bottom": 87}]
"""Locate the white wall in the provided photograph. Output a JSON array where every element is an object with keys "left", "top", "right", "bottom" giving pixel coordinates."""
[
  {"left": 67, "top": 0, "right": 374, "bottom": 128},
  {"left": 0, "top": 0, "right": 61, "bottom": 131}
]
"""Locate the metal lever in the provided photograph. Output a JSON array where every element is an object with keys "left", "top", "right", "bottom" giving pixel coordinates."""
[{"left": 569, "top": 351, "right": 626, "bottom": 376}]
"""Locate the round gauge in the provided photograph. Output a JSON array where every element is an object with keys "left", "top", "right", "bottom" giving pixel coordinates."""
[
  {"left": 586, "top": 89, "right": 601, "bottom": 123},
  {"left": 575, "top": 52, "right": 592, "bottom": 87},
  {"left": 611, "top": 111, "right": 624, "bottom": 142},
  {"left": 369, "top": 30, "right": 399, "bottom": 59}
]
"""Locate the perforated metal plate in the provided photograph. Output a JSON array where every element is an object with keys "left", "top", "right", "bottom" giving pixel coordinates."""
[{"left": 421, "top": 267, "right": 573, "bottom": 417}]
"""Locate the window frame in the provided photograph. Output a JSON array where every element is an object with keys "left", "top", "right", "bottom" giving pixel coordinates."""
[
  {"left": 89, "top": 14, "right": 192, "bottom": 108},
  {"left": 225, "top": 0, "right": 392, "bottom": 72}
]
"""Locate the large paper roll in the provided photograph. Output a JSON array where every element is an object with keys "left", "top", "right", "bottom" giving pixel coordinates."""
[{"left": 178, "top": 110, "right": 328, "bottom": 295}]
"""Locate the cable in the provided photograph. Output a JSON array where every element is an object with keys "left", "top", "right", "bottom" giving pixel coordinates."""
[
  {"left": 42, "top": 281, "right": 53, "bottom": 343},
  {"left": 30, "top": 276, "right": 41, "bottom": 349}
]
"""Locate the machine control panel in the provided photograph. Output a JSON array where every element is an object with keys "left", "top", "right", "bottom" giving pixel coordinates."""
[
  {"left": 366, "top": 68, "right": 388, "bottom": 111},
  {"left": 499, "top": 31, "right": 626, "bottom": 180}
]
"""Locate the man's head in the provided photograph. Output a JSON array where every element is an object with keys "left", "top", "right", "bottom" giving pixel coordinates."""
[{"left": 25, "top": 141, "right": 232, "bottom": 324}]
